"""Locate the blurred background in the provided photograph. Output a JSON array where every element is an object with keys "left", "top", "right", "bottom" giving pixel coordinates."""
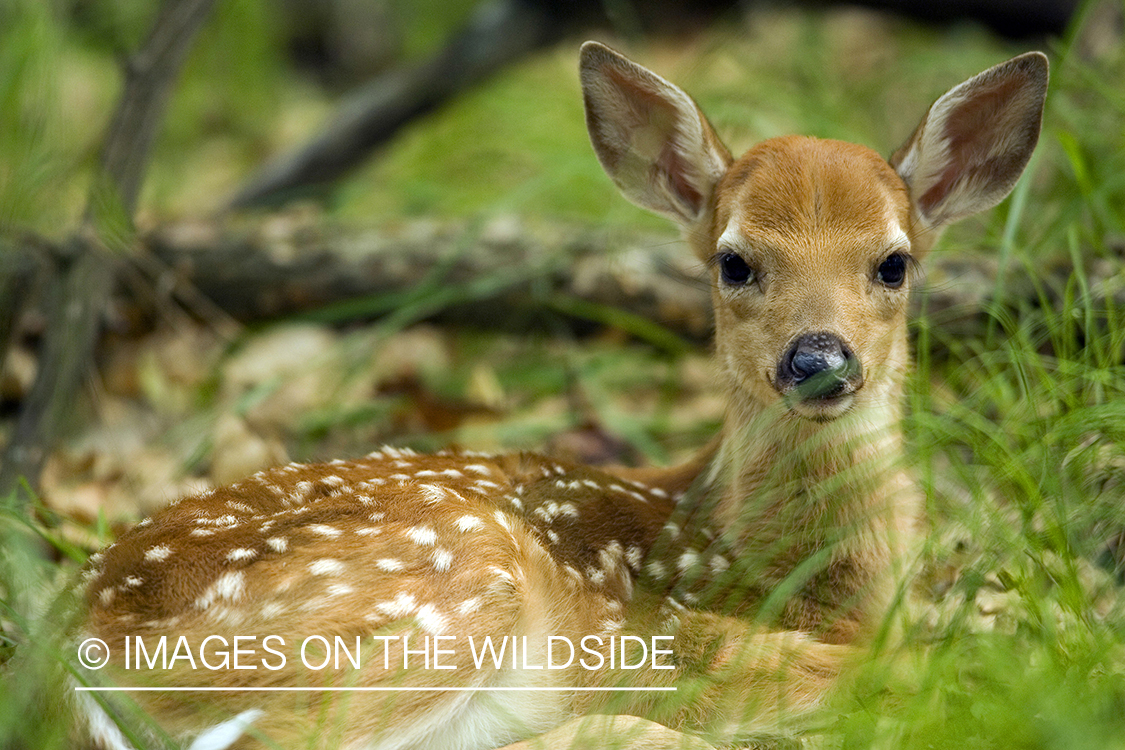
[
  {"left": 1, "top": 0, "right": 1112, "bottom": 518},
  {"left": 0, "top": 0, "right": 1088, "bottom": 226}
]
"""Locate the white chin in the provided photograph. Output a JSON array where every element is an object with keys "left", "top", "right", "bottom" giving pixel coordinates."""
[{"left": 790, "top": 393, "right": 855, "bottom": 422}]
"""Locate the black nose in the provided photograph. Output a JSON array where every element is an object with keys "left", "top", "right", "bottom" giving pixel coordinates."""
[{"left": 776, "top": 332, "right": 862, "bottom": 399}]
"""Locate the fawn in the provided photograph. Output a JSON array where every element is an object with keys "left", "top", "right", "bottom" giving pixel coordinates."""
[{"left": 78, "top": 42, "right": 1047, "bottom": 750}]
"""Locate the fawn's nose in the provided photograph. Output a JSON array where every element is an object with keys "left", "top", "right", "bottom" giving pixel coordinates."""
[{"left": 776, "top": 332, "right": 863, "bottom": 399}]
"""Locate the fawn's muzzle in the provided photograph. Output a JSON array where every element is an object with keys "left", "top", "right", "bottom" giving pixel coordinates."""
[{"left": 776, "top": 332, "right": 864, "bottom": 401}]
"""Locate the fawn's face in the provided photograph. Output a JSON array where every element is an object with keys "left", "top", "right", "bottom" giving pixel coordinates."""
[
  {"left": 703, "top": 136, "right": 916, "bottom": 421},
  {"left": 580, "top": 41, "right": 1046, "bottom": 424}
]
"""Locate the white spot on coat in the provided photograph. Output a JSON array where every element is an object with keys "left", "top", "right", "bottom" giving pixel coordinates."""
[
  {"left": 327, "top": 583, "right": 354, "bottom": 597},
  {"left": 431, "top": 548, "right": 454, "bottom": 572},
  {"left": 416, "top": 604, "right": 448, "bottom": 634},
  {"left": 375, "top": 592, "right": 417, "bottom": 618},
  {"left": 260, "top": 602, "right": 285, "bottom": 619},
  {"left": 677, "top": 550, "right": 700, "bottom": 573},
  {"left": 406, "top": 526, "right": 437, "bottom": 546},
  {"left": 455, "top": 515, "right": 484, "bottom": 532},
  {"left": 195, "top": 571, "right": 246, "bottom": 610},
  {"left": 308, "top": 559, "right": 346, "bottom": 576},
  {"left": 493, "top": 511, "right": 512, "bottom": 531}
]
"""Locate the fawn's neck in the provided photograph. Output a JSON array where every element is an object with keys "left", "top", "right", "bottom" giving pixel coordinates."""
[
  {"left": 667, "top": 380, "right": 918, "bottom": 641},
  {"left": 713, "top": 389, "right": 908, "bottom": 540}
]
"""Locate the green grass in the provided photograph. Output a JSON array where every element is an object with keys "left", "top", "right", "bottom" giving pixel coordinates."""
[{"left": 3, "top": 0, "right": 1125, "bottom": 748}]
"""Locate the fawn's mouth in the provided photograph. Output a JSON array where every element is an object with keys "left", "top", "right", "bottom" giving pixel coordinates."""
[
  {"left": 789, "top": 392, "right": 857, "bottom": 422},
  {"left": 772, "top": 369, "right": 864, "bottom": 422}
]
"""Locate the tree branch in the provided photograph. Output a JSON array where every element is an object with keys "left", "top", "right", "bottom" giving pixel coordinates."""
[
  {"left": 0, "top": 0, "right": 218, "bottom": 498},
  {"left": 226, "top": 0, "right": 564, "bottom": 208}
]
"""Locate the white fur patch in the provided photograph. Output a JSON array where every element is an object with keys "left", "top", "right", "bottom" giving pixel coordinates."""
[
  {"left": 406, "top": 526, "right": 438, "bottom": 546},
  {"left": 308, "top": 559, "right": 346, "bottom": 576},
  {"left": 144, "top": 545, "right": 172, "bottom": 562},
  {"left": 455, "top": 515, "right": 484, "bottom": 532}
]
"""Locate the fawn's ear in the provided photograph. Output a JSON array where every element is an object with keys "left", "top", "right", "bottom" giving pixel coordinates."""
[
  {"left": 580, "top": 41, "right": 732, "bottom": 225},
  {"left": 892, "top": 52, "right": 1048, "bottom": 229}
]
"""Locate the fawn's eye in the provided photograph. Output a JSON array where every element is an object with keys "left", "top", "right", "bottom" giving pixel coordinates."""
[
  {"left": 876, "top": 252, "right": 909, "bottom": 289},
  {"left": 717, "top": 252, "right": 754, "bottom": 286}
]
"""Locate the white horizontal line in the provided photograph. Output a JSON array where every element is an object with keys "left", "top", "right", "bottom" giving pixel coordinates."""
[{"left": 75, "top": 686, "right": 676, "bottom": 693}]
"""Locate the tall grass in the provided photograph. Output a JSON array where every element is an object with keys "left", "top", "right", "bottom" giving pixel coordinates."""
[{"left": 871, "top": 9, "right": 1125, "bottom": 745}]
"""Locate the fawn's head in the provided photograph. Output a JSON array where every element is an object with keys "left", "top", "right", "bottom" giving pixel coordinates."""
[{"left": 580, "top": 43, "right": 1047, "bottom": 423}]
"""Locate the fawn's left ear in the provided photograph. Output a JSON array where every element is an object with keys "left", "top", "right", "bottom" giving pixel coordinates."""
[
  {"left": 579, "top": 41, "right": 732, "bottom": 226},
  {"left": 891, "top": 52, "right": 1048, "bottom": 229}
]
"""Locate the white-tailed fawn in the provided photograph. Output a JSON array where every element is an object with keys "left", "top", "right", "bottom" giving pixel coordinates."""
[{"left": 78, "top": 42, "right": 1047, "bottom": 750}]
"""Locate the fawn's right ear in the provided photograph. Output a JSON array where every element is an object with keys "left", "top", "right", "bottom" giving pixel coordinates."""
[{"left": 580, "top": 41, "right": 732, "bottom": 226}]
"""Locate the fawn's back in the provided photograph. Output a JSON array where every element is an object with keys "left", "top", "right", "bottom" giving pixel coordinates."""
[{"left": 80, "top": 42, "right": 1047, "bottom": 750}]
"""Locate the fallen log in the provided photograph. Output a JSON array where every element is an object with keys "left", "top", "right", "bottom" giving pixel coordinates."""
[{"left": 142, "top": 216, "right": 1121, "bottom": 349}]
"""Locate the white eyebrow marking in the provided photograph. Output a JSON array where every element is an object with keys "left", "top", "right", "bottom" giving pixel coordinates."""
[
  {"left": 717, "top": 219, "right": 749, "bottom": 253},
  {"left": 884, "top": 221, "right": 910, "bottom": 250}
]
